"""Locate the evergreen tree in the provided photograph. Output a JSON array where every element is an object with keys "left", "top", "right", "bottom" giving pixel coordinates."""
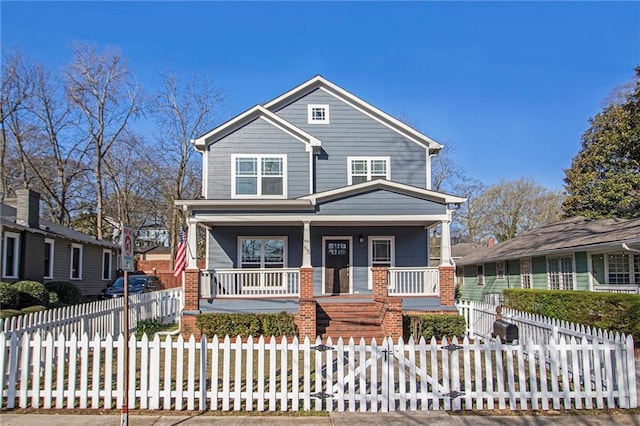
[{"left": 563, "top": 68, "right": 640, "bottom": 219}]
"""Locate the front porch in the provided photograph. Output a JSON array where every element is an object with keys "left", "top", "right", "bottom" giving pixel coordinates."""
[{"left": 181, "top": 265, "right": 456, "bottom": 340}]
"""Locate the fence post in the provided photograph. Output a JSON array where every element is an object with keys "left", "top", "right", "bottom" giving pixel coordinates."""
[{"left": 469, "top": 302, "right": 475, "bottom": 337}]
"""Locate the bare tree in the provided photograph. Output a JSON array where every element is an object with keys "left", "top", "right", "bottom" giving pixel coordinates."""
[
  {"left": 150, "top": 69, "right": 223, "bottom": 264},
  {"left": 471, "top": 177, "right": 563, "bottom": 241},
  {"left": 452, "top": 178, "right": 487, "bottom": 242},
  {"left": 65, "top": 43, "right": 142, "bottom": 238}
]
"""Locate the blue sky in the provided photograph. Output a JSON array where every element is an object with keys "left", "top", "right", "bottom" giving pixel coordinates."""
[{"left": 2, "top": 1, "right": 639, "bottom": 190}]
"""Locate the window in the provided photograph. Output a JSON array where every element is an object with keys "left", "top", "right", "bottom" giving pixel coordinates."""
[
  {"left": 496, "top": 260, "right": 505, "bottom": 280},
  {"left": 635, "top": 254, "right": 640, "bottom": 284},
  {"left": 477, "top": 265, "right": 484, "bottom": 286},
  {"left": 547, "top": 256, "right": 573, "bottom": 290},
  {"left": 348, "top": 157, "right": 390, "bottom": 185},
  {"left": 70, "top": 243, "right": 83, "bottom": 280},
  {"left": 239, "top": 237, "right": 286, "bottom": 268},
  {"left": 2, "top": 232, "right": 20, "bottom": 279},
  {"left": 307, "top": 104, "right": 329, "bottom": 124},
  {"left": 368, "top": 237, "right": 394, "bottom": 288},
  {"left": 607, "top": 253, "right": 630, "bottom": 284},
  {"left": 455, "top": 266, "right": 464, "bottom": 286},
  {"left": 44, "top": 239, "right": 54, "bottom": 279},
  {"left": 102, "top": 249, "right": 112, "bottom": 281},
  {"left": 232, "top": 155, "right": 286, "bottom": 197},
  {"left": 520, "top": 258, "right": 531, "bottom": 289}
]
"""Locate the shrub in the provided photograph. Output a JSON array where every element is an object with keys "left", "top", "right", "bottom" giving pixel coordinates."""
[
  {"left": 0, "top": 309, "right": 21, "bottom": 319},
  {"left": 503, "top": 289, "right": 640, "bottom": 344},
  {"left": 45, "top": 281, "right": 83, "bottom": 305},
  {"left": 404, "top": 313, "right": 467, "bottom": 341},
  {"left": 21, "top": 305, "right": 48, "bottom": 314},
  {"left": 0, "top": 281, "right": 19, "bottom": 309},
  {"left": 196, "top": 312, "right": 297, "bottom": 338},
  {"left": 15, "top": 280, "right": 49, "bottom": 308}
]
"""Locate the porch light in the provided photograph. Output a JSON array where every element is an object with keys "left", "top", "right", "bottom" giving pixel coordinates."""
[{"left": 359, "top": 235, "right": 364, "bottom": 243}]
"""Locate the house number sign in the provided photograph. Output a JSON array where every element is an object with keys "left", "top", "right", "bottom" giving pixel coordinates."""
[{"left": 327, "top": 242, "right": 347, "bottom": 256}]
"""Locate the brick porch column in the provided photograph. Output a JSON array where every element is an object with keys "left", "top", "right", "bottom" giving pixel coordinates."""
[
  {"left": 181, "top": 268, "right": 201, "bottom": 338},
  {"left": 439, "top": 266, "right": 455, "bottom": 306},
  {"left": 296, "top": 267, "right": 316, "bottom": 340},
  {"left": 372, "top": 266, "right": 388, "bottom": 303}
]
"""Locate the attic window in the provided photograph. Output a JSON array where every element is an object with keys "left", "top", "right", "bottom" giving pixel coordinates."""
[{"left": 308, "top": 104, "right": 329, "bottom": 124}]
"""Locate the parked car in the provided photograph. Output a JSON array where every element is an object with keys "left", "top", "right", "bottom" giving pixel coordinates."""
[{"left": 100, "top": 273, "right": 160, "bottom": 299}]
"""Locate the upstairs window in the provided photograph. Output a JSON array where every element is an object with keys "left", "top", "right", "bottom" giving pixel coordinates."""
[
  {"left": 348, "top": 157, "right": 390, "bottom": 185},
  {"left": 232, "top": 155, "right": 286, "bottom": 197},
  {"left": 2, "top": 232, "right": 20, "bottom": 279},
  {"left": 307, "top": 104, "right": 329, "bottom": 124},
  {"left": 44, "top": 239, "right": 54, "bottom": 279}
]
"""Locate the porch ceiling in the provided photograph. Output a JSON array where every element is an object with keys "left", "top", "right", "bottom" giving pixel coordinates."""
[{"left": 194, "top": 215, "right": 444, "bottom": 228}]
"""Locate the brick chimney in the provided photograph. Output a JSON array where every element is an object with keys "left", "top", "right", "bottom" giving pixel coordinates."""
[
  {"left": 15, "top": 189, "right": 40, "bottom": 229},
  {"left": 487, "top": 237, "right": 496, "bottom": 248}
]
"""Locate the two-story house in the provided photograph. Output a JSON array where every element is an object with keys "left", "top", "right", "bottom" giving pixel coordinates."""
[{"left": 177, "top": 76, "right": 466, "bottom": 340}]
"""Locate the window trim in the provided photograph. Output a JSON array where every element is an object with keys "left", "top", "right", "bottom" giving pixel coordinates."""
[
  {"left": 69, "top": 243, "right": 83, "bottom": 281},
  {"left": 307, "top": 104, "right": 330, "bottom": 124},
  {"left": 102, "top": 249, "right": 113, "bottom": 281},
  {"left": 477, "top": 264, "right": 485, "bottom": 286},
  {"left": 347, "top": 156, "right": 391, "bottom": 185},
  {"left": 2, "top": 231, "right": 20, "bottom": 279},
  {"left": 496, "top": 260, "right": 506, "bottom": 280},
  {"left": 44, "top": 238, "right": 55, "bottom": 280},
  {"left": 520, "top": 257, "right": 532, "bottom": 289},
  {"left": 547, "top": 255, "right": 575, "bottom": 290},
  {"left": 237, "top": 236, "right": 288, "bottom": 269},
  {"left": 231, "top": 154, "right": 287, "bottom": 199},
  {"left": 367, "top": 236, "right": 395, "bottom": 289}
]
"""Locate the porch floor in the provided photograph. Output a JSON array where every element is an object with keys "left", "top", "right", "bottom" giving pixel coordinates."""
[{"left": 199, "top": 297, "right": 299, "bottom": 314}]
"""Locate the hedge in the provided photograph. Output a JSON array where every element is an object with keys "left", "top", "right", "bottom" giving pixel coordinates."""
[
  {"left": 45, "top": 281, "right": 83, "bottom": 305},
  {"left": 15, "top": 280, "right": 49, "bottom": 308},
  {"left": 0, "top": 282, "right": 19, "bottom": 309},
  {"left": 196, "top": 312, "right": 297, "bottom": 338},
  {"left": 404, "top": 313, "right": 467, "bottom": 341},
  {"left": 503, "top": 288, "right": 640, "bottom": 343}
]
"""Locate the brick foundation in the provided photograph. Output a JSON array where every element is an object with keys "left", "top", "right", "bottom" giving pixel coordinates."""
[{"left": 439, "top": 266, "right": 455, "bottom": 306}]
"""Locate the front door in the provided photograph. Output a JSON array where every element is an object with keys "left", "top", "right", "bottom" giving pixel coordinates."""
[{"left": 324, "top": 239, "right": 350, "bottom": 294}]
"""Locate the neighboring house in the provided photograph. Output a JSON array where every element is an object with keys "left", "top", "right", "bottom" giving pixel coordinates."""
[
  {"left": 176, "top": 75, "right": 466, "bottom": 339},
  {"left": 136, "top": 223, "right": 169, "bottom": 248},
  {"left": 457, "top": 216, "right": 640, "bottom": 303},
  {"left": 1, "top": 190, "right": 120, "bottom": 296}
]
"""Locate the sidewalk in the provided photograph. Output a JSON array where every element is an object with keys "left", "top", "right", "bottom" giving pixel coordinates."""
[{"left": 2, "top": 412, "right": 640, "bottom": 426}]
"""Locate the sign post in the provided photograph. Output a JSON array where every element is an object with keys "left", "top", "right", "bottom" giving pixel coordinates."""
[{"left": 120, "top": 225, "right": 134, "bottom": 426}]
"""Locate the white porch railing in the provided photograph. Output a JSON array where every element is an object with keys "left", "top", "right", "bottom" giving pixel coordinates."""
[
  {"left": 388, "top": 267, "right": 439, "bottom": 296},
  {"left": 201, "top": 268, "right": 300, "bottom": 298},
  {"left": 593, "top": 284, "right": 639, "bottom": 294}
]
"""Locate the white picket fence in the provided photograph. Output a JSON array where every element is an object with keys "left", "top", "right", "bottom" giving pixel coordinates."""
[
  {"left": 1, "top": 332, "right": 636, "bottom": 412},
  {"left": 456, "top": 300, "right": 631, "bottom": 346},
  {"left": 0, "top": 288, "right": 183, "bottom": 337}
]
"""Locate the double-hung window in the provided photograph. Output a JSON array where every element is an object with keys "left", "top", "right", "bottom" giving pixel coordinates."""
[
  {"left": 520, "top": 258, "right": 531, "bottom": 289},
  {"left": 607, "top": 253, "right": 631, "bottom": 284},
  {"left": 496, "top": 260, "right": 506, "bottom": 280},
  {"left": 2, "top": 232, "right": 20, "bottom": 279},
  {"left": 233, "top": 155, "right": 286, "bottom": 197},
  {"left": 44, "top": 238, "right": 54, "bottom": 280},
  {"left": 70, "top": 243, "right": 83, "bottom": 280},
  {"left": 477, "top": 265, "right": 485, "bottom": 286},
  {"left": 369, "top": 237, "right": 394, "bottom": 289},
  {"left": 348, "top": 157, "right": 390, "bottom": 185},
  {"left": 102, "top": 249, "right": 113, "bottom": 281},
  {"left": 547, "top": 256, "right": 573, "bottom": 290}
]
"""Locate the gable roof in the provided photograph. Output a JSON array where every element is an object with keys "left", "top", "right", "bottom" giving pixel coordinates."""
[
  {"left": 1, "top": 202, "right": 119, "bottom": 249},
  {"left": 458, "top": 216, "right": 640, "bottom": 265},
  {"left": 192, "top": 105, "right": 321, "bottom": 151},
  {"left": 300, "top": 179, "right": 466, "bottom": 205},
  {"left": 263, "top": 75, "right": 443, "bottom": 153}
]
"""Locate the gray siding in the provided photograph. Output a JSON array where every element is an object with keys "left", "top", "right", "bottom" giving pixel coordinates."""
[
  {"left": 275, "top": 89, "right": 428, "bottom": 192},
  {"left": 207, "top": 117, "right": 311, "bottom": 199},
  {"left": 317, "top": 190, "right": 446, "bottom": 215}
]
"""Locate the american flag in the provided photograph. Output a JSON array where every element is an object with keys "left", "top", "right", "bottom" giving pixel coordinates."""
[{"left": 173, "top": 226, "right": 187, "bottom": 278}]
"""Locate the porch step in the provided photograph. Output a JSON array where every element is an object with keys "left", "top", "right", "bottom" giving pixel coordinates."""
[{"left": 316, "top": 301, "right": 384, "bottom": 342}]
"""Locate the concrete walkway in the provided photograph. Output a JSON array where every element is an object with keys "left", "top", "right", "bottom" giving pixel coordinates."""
[{"left": 2, "top": 412, "right": 640, "bottom": 426}]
